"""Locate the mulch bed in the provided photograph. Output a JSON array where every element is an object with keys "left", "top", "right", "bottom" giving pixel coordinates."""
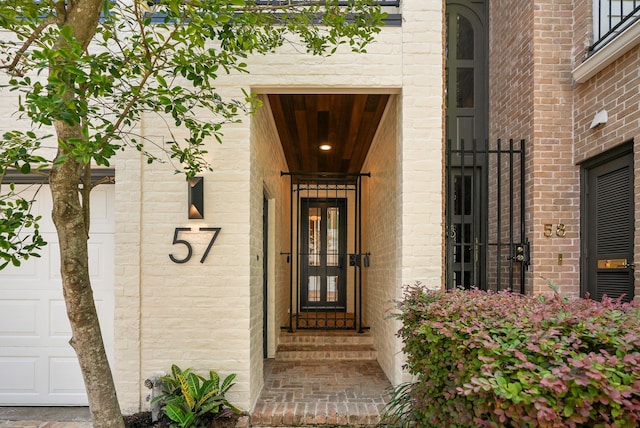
[{"left": 123, "top": 411, "right": 241, "bottom": 428}]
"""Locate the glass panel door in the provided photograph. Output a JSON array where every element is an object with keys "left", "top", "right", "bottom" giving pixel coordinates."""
[
  {"left": 300, "top": 198, "right": 347, "bottom": 310},
  {"left": 447, "top": 168, "right": 484, "bottom": 289}
]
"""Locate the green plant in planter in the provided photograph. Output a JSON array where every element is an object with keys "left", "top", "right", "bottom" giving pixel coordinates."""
[{"left": 152, "top": 364, "right": 241, "bottom": 428}]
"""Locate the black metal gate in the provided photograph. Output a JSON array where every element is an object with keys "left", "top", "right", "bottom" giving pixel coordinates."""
[
  {"left": 282, "top": 172, "right": 368, "bottom": 332},
  {"left": 446, "top": 139, "right": 529, "bottom": 292}
]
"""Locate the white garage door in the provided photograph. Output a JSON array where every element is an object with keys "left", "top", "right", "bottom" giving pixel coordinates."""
[{"left": 0, "top": 184, "right": 114, "bottom": 405}]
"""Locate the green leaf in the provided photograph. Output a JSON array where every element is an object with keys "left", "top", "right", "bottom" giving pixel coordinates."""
[
  {"left": 60, "top": 25, "right": 74, "bottom": 41},
  {"left": 209, "top": 370, "right": 220, "bottom": 389},
  {"left": 220, "top": 373, "right": 236, "bottom": 394},
  {"left": 164, "top": 403, "right": 187, "bottom": 424},
  {"left": 157, "top": 74, "right": 168, "bottom": 88},
  {"left": 563, "top": 405, "right": 574, "bottom": 417}
]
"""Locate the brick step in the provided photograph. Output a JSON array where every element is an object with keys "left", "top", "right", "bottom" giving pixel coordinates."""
[
  {"left": 250, "top": 401, "right": 383, "bottom": 427},
  {"left": 278, "top": 331, "right": 373, "bottom": 346},
  {"left": 275, "top": 343, "right": 377, "bottom": 361}
]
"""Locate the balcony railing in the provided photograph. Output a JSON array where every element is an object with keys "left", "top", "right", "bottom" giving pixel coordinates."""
[
  {"left": 254, "top": 1, "right": 399, "bottom": 5},
  {"left": 591, "top": 0, "right": 640, "bottom": 52},
  {"left": 254, "top": 1, "right": 401, "bottom": 26}
]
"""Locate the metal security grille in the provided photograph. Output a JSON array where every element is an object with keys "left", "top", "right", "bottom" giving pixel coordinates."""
[
  {"left": 282, "top": 172, "right": 369, "bottom": 332},
  {"left": 445, "top": 139, "right": 529, "bottom": 293}
]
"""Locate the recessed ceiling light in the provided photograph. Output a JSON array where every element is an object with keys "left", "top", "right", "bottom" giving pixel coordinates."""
[{"left": 319, "top": 144, "right": 332, "bottom": 151}]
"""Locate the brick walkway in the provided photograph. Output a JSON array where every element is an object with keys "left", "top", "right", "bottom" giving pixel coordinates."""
[
  {"left": 250, "top": 360, "right": 392, "bottom": 427},
  {"left": 0, "top": 360, "right": 392, "bottom": 427}
]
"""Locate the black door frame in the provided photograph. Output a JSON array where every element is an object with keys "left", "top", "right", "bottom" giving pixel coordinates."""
[
  {"left": 446, "top": 165, "right": 486, "bottom": 289},
  {"left": 580, "top": 142, "right": 635, "bottom": 301},
  {"left": 445, "top": 0, "right": 492, "bottom": 290},
  {"left": 263, "top": 195, "right": 269, "bottom": 358},
  {"left": 300, "top": 197, "right": 348, "bottom": 311}
]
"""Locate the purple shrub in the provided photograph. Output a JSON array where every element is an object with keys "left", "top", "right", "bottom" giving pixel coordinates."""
[{"left": 393, "top": 285, "right": 640, "bottom": 427}]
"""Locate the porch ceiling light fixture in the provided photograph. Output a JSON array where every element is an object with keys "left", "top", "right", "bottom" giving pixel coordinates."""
[
  {"left": 590, "top": 109, "right": 608, "bottom": 129},
  {"left": 188, "top": 176, "right": 204, "bottom": 219},
  {"left": 319, "top": 144, "right": 332, "bottom": 151}
]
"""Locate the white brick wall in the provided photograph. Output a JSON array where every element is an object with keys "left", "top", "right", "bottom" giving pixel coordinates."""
[
  {"left": 113, "top": 140, "right": 144, "bottom": 414},
  {"left": 113, "top": 0, "right": 444, "bottom": 410},
  {"left": 361, "top": 95, "right": 404, "bottom": 384},
  {"left": 397, "top": 0, "right": 446, "bottom": 383},
  {"left": 248, "top": 95, "right": 290, "bottom": 406}
]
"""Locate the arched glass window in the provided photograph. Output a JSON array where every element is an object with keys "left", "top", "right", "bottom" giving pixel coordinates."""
[{"left": 457, "top": 14, "right": 474, "bottom": 60}]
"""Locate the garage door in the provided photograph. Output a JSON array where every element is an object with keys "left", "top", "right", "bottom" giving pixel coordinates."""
[{"left": 0, "top": 184, "right": 114, "bottom": 405}]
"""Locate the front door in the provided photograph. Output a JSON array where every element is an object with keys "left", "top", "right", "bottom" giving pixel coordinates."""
[
  {"left": 300, "top": 198, "right": 347, "bottom": 310},
  {"left": 582, "top": 147, "right": 635, "bottom": 301}
]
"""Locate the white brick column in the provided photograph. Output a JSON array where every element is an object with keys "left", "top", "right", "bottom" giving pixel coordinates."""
[
  {"left": 113, "top": 134, "right": 144, "bottom": 413},
  {"left": 395, "top": 0, "right": 445, "bottom": 383}
]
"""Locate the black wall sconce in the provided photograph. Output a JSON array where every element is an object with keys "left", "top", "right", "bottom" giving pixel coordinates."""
[{"left": 188, "top": 177, "right": 204, "bottom": 219}]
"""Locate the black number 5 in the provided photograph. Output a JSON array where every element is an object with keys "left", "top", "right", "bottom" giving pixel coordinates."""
[
  {"left": 169, "top": 227, "right": 193, "bottom": 264},
  {"left": 169, "top": 227, "right": 221, "bottom": 264}
]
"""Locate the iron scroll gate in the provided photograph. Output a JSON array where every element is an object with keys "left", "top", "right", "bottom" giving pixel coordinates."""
[
  {"left": 446, "top": 139, "right": 529, "bottom": 293},
  {"left": 282, "top": 172, "right": 370, "bottom": 332}
]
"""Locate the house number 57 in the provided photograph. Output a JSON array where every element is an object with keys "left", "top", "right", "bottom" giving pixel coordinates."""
[{"left": 169, "top": 227, "right": 221, "bottom": 264}]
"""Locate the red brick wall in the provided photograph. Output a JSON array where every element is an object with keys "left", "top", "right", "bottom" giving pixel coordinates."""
[
  {"left": 530, "top": 0, "right": 580, "bottom": 297},
  {"left": 488, "top": 0, "right": 533, "bottom": 292},
  {"left": 572, "top": 0, "right": 592, "bottom": 65},
  {"left": 574, "top": 46, "right": 640, "bottom": 162},
  {"left": 489, "top": 0, "right": 534, "bottom": 141},
  {"left": 573, "top": 44, "right": 640, "bottom": 302},
  {"left": 490, "top": 0, "right": 580, "bottom": 297}
]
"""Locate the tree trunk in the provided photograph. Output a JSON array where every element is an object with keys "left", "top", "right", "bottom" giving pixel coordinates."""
[
  {"left": 50, "top": 137, "right": 124, "bottom": 428},
  {"left": 47, "top": 1, "right": 125, "bottom": 426}
]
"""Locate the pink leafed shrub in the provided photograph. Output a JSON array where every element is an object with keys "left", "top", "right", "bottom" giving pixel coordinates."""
[{"left": 393, "top": 284, "right": 640, "bottom": 428}]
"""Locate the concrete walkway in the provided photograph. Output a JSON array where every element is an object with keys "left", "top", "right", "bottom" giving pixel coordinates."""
[{"left": 0, "top": 407, "right": 91, "bottom": 428}]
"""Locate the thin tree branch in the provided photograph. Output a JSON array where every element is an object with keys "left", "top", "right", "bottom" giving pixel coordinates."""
[
  {"left": 90, "top": 175, "right": 116, "bottom": 188},
  {"left": 1, "top": 16, "right": 58, "bottom": 75},
  {"left": 106, "top": 14, "right": 189, "bottom": 139},
  {"left": 133, "top": 0, "right": 153, "bottom": 63}
]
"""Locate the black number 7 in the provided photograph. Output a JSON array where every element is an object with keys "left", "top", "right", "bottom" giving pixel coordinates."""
[{"left": 198, "top": 227, "right": 221, "bottom": 263}]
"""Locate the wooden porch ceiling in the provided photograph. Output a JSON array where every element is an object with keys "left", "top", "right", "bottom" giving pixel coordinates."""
[{"left": 268, "top": 94, "right": 390, "bottom": 174}]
